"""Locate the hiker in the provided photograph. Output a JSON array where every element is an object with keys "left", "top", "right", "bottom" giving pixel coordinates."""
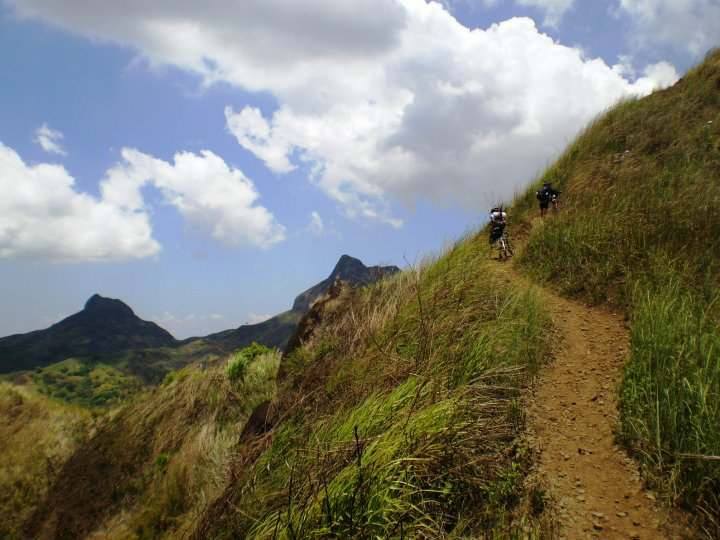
[
  {"left": 488, "top": 206, "right": 507, "bottom": 246},
  {"left": 536, "top": 182, "right": 561, "bottom": 217}
]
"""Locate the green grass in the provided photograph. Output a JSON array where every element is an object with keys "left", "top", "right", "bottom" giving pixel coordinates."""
[
  {"left": 227, "top": 342, "right": 272, "bottom": 383},
  {"left": 515, "top": 49, "right": 720, "bottom": 535},
  {"left": 197, "top": 229, "right": 554, "bottom": 539},
  {"left": 620, "top": 279, "right": 720, "bottom": 522},
  {"left": 121, "top": 349, "right": 282, "bottom": 539},
  {"left": 31, "top": 358, "right": 143, "bottom": 407}
]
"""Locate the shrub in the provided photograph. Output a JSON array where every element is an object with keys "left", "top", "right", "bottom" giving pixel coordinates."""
[{"left": 226, "top": 343, "right": 272, "bottom": 384}]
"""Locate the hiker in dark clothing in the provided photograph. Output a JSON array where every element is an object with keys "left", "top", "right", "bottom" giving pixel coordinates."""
[{"left": 536, "top": 182, "right": 561, "bottom": 217}]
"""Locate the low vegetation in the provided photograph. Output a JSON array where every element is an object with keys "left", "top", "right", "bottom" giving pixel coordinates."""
[
  {"left": 25, "top": 347, "right": 281, "bottom": 540},
  {"left": 516, "top": 49, "right": 720, "bottom": 535},
  {"left": 31, "top": 358, "right": 143, "bottom": 407},
  {"left": 0, "top": 383, "right": 91, "bottom": 539},
  {"left": 226, "top": 342, "right": 272, "bottom": 383}
]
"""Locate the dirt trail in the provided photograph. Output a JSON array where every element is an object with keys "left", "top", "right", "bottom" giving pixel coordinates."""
[
  {"left": 527, "top": 291, "right": 676, "bottom": 539},
  {"left": 494, "top": 224, "right": 689, "bottom": 539}
]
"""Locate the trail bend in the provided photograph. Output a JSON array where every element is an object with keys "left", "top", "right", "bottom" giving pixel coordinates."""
[{"left": 494, "top": 224, "right": 691, "bottom": 539}]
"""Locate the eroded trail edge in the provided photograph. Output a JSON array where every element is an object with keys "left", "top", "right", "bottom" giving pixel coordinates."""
[{"left": 524, "top": 286, "right": 679, "bottom": 539}]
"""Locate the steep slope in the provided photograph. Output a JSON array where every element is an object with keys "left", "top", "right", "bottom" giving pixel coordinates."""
[
  {"left": 0, "top": 383, "right": 91, "bottom": 539},
  {"left": 198, "top": 254, "right": 399, "bottom": 352},
  {"left": 25, "top": 349, "right": 281, "bottom": 540},
  {"left": 191, "top": 238, "right": 554, "bottom": 539},
  {"left": 26, "top": 236, "right": 556, "bottom": 539},
  {"left": 0, "top": 295, "right": 176, "bottom": 373},
  {"left": 514, "top": 49, "right": 720, "bottom": 535}
]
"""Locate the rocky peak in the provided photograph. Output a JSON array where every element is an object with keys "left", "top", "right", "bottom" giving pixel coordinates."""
[
  {"left": 291, "top": 255, "right": 400, "bottom": 313},
  {"left": 330, "top": 254, "right": 369, "bottom": 280},
  {"left": 83, "top": 294, "right": 135, "bottom": 318}
]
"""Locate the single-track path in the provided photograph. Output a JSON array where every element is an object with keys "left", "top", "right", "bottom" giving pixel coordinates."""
[{"left": 494, "top": 224, "right": 690, "bottom": 539}]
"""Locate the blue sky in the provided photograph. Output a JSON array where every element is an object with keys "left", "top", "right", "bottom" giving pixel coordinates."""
[{"left": 0, "top": 0, "right": 717, "bottom": 338}]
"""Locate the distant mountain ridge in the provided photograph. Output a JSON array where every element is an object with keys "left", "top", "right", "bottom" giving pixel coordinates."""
[
  {"left": 0, "top": 255, "right": 400, "bottom": 374},
  {"left": 199, "top": 254, "right": 400, "bottom": 352},
  {"left": 0, "top": 294, "right": 176, "bottom": 373},
  {"left": 292, "top": 254, "right": 400, "bottom": 312}
]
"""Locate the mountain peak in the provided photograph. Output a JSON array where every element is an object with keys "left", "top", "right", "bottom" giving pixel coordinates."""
[
  {"left": 0, "top": 294, "right": 176, "bottom": 374},
  {"left": 330, "top": 254, "right": 366, "bottom": 278},
  {"left": 83, "top": 294, "right": 135, "bottom": 317},
  {"left": 291, "top": 255, "right": 399, "bottom": 313}
]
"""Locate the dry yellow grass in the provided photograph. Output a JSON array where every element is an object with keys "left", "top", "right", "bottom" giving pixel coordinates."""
[{"left": 0, "top": 382, "right": 92, "bottom": 539}]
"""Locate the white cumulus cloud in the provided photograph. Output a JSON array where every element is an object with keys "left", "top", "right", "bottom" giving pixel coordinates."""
[
  {"left": 9, "top": 0, "right": 680, "bottom": 225},
  {"left": 0, "top": 142, "right": 158, "bottom": 261},
  {"left": 34, "top": 123, "right": 67, "bottom": 156},
  {"left": 618, "top": 0, "right": 720, "bottom": 55},
  {"left": 0, "top": 143, "right": 284, "bottom": 261},
  {"left": 103, "top": 149, "right": 286, "bottom": 248}
]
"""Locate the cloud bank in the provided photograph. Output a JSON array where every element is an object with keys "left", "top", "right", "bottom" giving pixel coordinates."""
[
  {"left": 0, "top": 143, "right": 283, "bottom": 261},
  {"left": 10, "top": 0, "right": 680, "bottom": 225}
]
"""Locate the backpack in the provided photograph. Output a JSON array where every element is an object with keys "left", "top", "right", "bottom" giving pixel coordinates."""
[{"left": 536, "top": 187, "right": 551, "bottom": 202}]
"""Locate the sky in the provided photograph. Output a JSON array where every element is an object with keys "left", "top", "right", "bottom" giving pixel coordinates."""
[{"left": 1, "top": 0, "right": 718, "bottom": 338}]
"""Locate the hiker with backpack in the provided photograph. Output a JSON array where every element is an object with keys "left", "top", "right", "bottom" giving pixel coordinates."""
[
  {"left": 536, "top": 182, "right": 561, "bottom": 217},
  {"left": 488, "top": 206, "right": 513, "bottom": 259},
  {"left": 488, "top": 206, "right": 507, "bottom": 245}
]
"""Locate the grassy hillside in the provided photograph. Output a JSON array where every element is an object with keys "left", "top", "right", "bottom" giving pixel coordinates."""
[
  {"left": 19, "top": 50, "right": 720, "bottom": 540},
  {"left": 25, "top": 348, "right": 281, "bottom": 540},
  {"left": 0, "top": 383, "right": 92, "bottom": 539},
  {"left": 194, "top": 234, "right": 554, "bottom": 539},
  {"left": 515, "top": 49, "right": 720, "bottom": 534},
  {"left": 26, "top": 233, "right": 555, "bottom": 539},
  {"left": 29, "top": 358, "right": 143, "bottom": 407}
]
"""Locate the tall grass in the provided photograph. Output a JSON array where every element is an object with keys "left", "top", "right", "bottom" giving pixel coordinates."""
[
  {"left": 516, "top": 49, "right": 720, "bottom": 534},
  {"left": 196, "top": 231, "right": 555, "bottom": 539},
  {"left": 0, "top": 383, "right": 91, "bottom": 539},
  {"left": 620, "top": 279, "right": 720, "bottom": 532},
  {"left": 113, "top": 350, "right": 282, "bottom": 540}
]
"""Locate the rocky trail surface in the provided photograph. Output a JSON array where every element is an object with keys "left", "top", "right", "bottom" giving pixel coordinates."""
[
  {"left": 495, "top": 225, "right": 692, "bottom": 539},
  {"left": 527, "top": 292, "right": 683, "bottom": 539}
]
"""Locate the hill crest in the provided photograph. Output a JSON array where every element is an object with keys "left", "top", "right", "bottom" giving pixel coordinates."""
[{"left": 0, "top": 294, "right": 176, "bottom": 373}]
